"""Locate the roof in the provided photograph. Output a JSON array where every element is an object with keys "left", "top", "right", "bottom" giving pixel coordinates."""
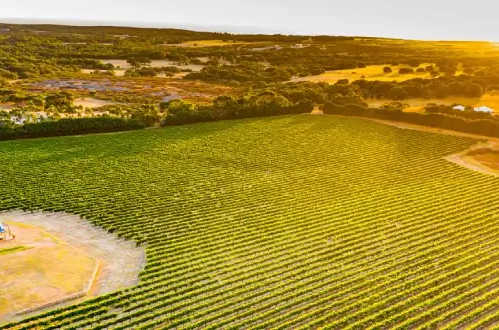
[{"left": 474, "top": 106, "right": 495, "bottom": 113}]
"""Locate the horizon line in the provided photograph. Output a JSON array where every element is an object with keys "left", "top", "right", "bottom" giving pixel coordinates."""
[{"left": 0, "top": 17, "right": 495, "bottom": 43}]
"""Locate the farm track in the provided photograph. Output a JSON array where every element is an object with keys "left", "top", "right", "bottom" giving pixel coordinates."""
[{"left": 2, "top": 115, "right": 499, "bottom": 329}]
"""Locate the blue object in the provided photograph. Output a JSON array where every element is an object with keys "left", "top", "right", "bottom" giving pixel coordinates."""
[{"left": 0, "top": 223, "right": 5, "bottom": 233}]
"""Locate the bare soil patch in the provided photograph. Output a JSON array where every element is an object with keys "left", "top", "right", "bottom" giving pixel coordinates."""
[
  {"left": 99, "top": 59, "right": 205, "bottom": 72},
  {"left": 81, "top": 69, "right": 126, "bottom": 77},
  {"left": 0, "top": 211, "right": 145, "bottom": 324},
  {"left": 0, "top": 222, "right": 96, "bottom": 320},
  {"left": 470, "top": 153, "right": 499, "bottom": 171},
  {"left": 74, "top": 97, "right": 118, "bottom": 109}
]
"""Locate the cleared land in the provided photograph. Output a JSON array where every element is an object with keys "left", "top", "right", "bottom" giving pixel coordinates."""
[
  {"left": 99, "top": 59, "right": 205, "bottom": 72},
  {"left": 4, "top": 115, "right": 499, "bottom": 329},
  {"left": 0, "top": 221, "right": 96, "bottom": 320},
  {"left": 292, "top": 64, "right": 442, "bottom": 83},
  {"left": 162, "top": 40, "right": 249, "bottom": 47},
  {"left": 81, "top": 69, "right": 126, "bottom": 77},
  {"left": 74, "top": 98, "right": 118, "bottom": 108},
  {"left": 470, "top": 153, "right": 499, "bottom": 171},
  {"left": 368, "top": 94, "right": 499, "bottom": 113},
  {"left": 0, "top": 211, "right": 145, "bottom": 325}
]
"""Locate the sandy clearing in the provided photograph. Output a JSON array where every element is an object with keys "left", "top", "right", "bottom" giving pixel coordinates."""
[
  {"left": 470, "top": 153, "right": 499, "bottom": 171},
  {"left": 99, "top": 59, "right": 205, "bottom": 72},
  {"left": 0, "top": 210, "right": 145, "bottom": 324},
  {"left": 81, "top": 69, "right": 126, "bottom": 77},
  {"left": 74, "top": 97, "right": 118, "bottom": 109},
  {"left": 444, "top": 141, "right": 499, "bottom": 177}
]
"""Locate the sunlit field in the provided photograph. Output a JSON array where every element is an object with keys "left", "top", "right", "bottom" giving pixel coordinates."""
[
  {"left": 292, "top": 65, "right": 446, "bottom": 83},
  {"left": 368, "top": 94, "right": 499, "bottom": 113},
  {"left": 5, "top": 115, "right": 499, "bottom": 329}
]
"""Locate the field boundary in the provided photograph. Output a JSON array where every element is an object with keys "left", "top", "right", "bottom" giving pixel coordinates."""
[{"left": 327, "top": 114, "right": 499, "bottom": 176}]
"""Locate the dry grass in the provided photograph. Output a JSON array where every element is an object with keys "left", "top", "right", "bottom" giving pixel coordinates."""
[
  {"left": 163, "top": 40, "right": 249, "bottom": 47},
  {"left": 0, "top": 222, "right": 96, "bottom": 319},
  {"left": 293, "top": 64, "right": 444, "bottom": 84},
  {"left": 468, "top": 153, "right": 499, "bottom": 171},
  {"left": 74, "top": 98, "right": 118, "bottom": 109},
  {"left": 367, "top": 94, "right": 499, "bottom": 113}
]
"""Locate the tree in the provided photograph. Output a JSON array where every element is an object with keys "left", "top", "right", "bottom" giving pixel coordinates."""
[
  {"left": 399, "top": 68, "right": 414, "bottom": 74},
  {"left": 463, "top": 68, "right": 475, "bottom": 75},
  {"left": 383, "top": 67, "right": 392, "bottom": 74},
  {"left": 464, "top": 83, "right": 484, "bottom": 98},
  {"left": 130, "top": 105, "right": 161, "bottom": 127},
  {"left": 387, "top": 87, "right": 409, "bottom": 100}
]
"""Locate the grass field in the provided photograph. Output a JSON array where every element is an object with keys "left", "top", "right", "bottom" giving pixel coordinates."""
[
  {"left": 368, "top": 94, "right": 499, "bottom": 113},
  {"left": 4, "top": 115, "right": 499, "bottom": 328},
  {"left": 293, "top": 64, "right": 451, "bottom": 84}
]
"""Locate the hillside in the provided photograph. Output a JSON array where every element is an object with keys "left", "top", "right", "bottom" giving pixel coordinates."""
[{"left": 3, "top": 115, "right": 499, "bottom": 329}]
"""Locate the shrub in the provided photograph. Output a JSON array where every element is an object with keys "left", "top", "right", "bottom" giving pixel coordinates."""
[
  {"left": 399, "top": 68, "right": 414, "bottom": 74},
  {"left": 0, "top": 117, "right": 145, "bottom": 141}
]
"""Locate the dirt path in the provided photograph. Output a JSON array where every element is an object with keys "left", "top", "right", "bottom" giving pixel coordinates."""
[
  {"left": 444, "top": 140, "right": 499, "bottom": 177},
  {"left": 0, "top": 210, "right": 145, "bottom": 325}
]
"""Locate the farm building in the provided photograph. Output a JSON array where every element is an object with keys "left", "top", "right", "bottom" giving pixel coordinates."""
[
  {"left": 453, "top": 105, "right": 466, "bottom": 111},
  {"left": 474, "top": 106, "right": 495, "bottom": 114}
]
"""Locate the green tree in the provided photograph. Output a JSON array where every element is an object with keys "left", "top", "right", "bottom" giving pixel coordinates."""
[{"left": 464, "top": 83, "right": 484, "bottom": 98}]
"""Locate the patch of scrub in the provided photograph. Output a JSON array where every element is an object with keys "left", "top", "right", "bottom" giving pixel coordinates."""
[{"left": 0, "top": 211, "right": 145, "bottom": 324}]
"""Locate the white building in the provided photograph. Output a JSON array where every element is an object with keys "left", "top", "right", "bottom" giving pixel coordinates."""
[
  {"left": 453, "top": 105, "right": 466, "bottom": 111},
  {"left": 474, "top": 106, "right": 495, "bottom": 114}
]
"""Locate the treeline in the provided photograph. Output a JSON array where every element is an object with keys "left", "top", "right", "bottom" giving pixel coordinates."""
[
  {"left": 0, "top": 117, "right": 144, "bottom": 141},
  {"left": 351, "top": 75, "right": 496, "bottom": 100},
  {"left": 323, "top": 102, "right": 499, "bottom": 138},
  {"left": 0, "top": 90, "right": 314, "bottom": 140},
  {"left": 161, "top": 93, "right": 314, "bottom": 125}
]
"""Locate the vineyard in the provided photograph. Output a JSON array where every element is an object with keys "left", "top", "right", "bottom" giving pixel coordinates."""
[{"left": 2, "top": 114, "right": 499, "bottom": 329}]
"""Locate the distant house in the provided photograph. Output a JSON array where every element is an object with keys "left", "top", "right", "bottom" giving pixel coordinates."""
[
  {"left": 453, "top": 105, "right": 466, "bottom": 111},
  {"left": 474, "top": 106, "right": 495, "bottom": 114}
]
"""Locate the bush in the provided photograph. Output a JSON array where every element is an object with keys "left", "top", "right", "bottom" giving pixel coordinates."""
[
  {"left": 0, "top": 117, "right": 145, "bottom": 141},
  {"left": 383, "top": 67, "right": 392, "bottom": 74},
  {"left": 464, "top": 83, "right": 484, "bottom": 98},
  {"left": 387, "top": 87, "right": 409, "bottom": 100},
  {"left": 399, "top": 68, "right": 414, "bottom": 74},
  {"left": 323, "top": 102, "right": 499, "bottom": 137}
]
